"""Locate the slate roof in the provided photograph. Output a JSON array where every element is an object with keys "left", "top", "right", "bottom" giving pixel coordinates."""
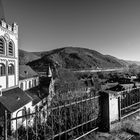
[
  {"left": 26, "top": 86, "right": 49, "bottom": 106},
  {"left": 26, "top": 87, "right": 42, "bottom": 106},
  {"left": 0, "top": 87, "right": 32, "bottom": 113},
  {"left": 19, "top": 65, "right": 38, "bottom": 80}
]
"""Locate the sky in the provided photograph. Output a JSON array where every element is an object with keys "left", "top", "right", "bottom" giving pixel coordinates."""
[{"left": 1, "top": 0, "right": 140, "bottom": 61}]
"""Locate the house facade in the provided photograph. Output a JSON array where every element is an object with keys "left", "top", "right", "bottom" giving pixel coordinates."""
[{"left": 19, "top": 65, "right": 39, "bottom": 91}]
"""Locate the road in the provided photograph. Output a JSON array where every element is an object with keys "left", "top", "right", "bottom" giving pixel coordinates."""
[{"left": 73, "top": 68, "right": 126, "bottom": 73}]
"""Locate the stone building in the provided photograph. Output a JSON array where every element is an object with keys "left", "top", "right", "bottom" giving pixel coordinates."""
[
  {"left": 0, "top": 0, "right": 55, "bottom": 133},
  {"left": 0, "top": 22, "right": 18, "bottom": 88},
  {"left": 0, "top": 9, "right": 33, "bottom": 132}
]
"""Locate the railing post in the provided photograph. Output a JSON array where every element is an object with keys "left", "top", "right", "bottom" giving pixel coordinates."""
[
  {"left": 25, "top": 108, "right": 28, "bottom": 140},
  {"left": 118, "top": 96, "right": 121, "bottom": 121},
  {"left": 99, "top": 92, "right": 110, "bottom": 132},
  {"left": 4, "top": 110, "right": 7, "bottom": 140}
]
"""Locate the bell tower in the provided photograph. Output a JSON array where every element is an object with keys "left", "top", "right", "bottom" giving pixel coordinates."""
[{"left": 0, "top": 0, "right": 19, "bottom": 90}]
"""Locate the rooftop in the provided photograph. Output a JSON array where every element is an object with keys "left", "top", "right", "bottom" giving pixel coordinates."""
[
  {"left": 0, "top": 87, "right": 32, "bottom": 113},
  {"left": 19, "top": 65, "right": 38, "bottom": 80},
  {"left": 26, "top": 86, "right": 49, "bottom": 106}
]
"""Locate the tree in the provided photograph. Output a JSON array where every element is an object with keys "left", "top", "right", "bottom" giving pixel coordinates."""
[{"left": 54, "top": 68, "right": 81, "bottom": 93}]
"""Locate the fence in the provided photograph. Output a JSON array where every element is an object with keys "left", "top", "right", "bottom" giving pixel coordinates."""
[
  {"left": 100, "top": 87, "right": 140, "bottom": 131},
  {"left": 120, "top": 87, "right": 140, "bottom": 119},
  {"left": 3, "top": 90, "right": 101, "bottom": 140},
  {"left": 3, "top": 86, "right": 140, "bottom": 139}
]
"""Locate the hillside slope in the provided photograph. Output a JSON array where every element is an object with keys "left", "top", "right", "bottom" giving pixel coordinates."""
[
  {"left": 125, "top": 60, "right": 140, "bottom": 66},
  {"left": 27, "top": 47, "right": 127, "bottom": 72},
  {"left": 19, "top": 49, "right": 40, "bottom": 65},
  {"left": 105, "top": 55, "right": 130, "bottom": 67}
]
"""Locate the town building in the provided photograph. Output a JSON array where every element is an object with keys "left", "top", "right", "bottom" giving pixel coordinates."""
[
  {"left": 0, "top": 16, "right": 54, "bottom": 133},
  {"left": 19, "top": 65, "right": 39, "bottom": 91},
  {"left": 0, "top": 19, "right": 33, "bottom": 132}
]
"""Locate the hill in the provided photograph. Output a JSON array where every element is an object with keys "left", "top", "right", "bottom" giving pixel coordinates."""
[
  {"left": 105, "top": 55, "right": 130, "bottom": 67},
  {"left": 125, "top": 60, "right": 140, "bottom": 66},
  {"left": 19, "top": 49, "right": 40, "bottom": 65},
  {"left": 25, "top": 47, "right": 128, "bottom": 72}
]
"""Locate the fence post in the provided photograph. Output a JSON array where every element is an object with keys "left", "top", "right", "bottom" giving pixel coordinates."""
[
  {"left": 99, "top": 92, "right": 110, "bottom": 132},
  {"left": 4, "top": 110, "right": 7, "bottom": 140},
  {"left": 118, "top": 96, "right": 121, "bottom": 121},
  {"left": 100, "top": 91, "right": 121, "bottom": 132},
  {"left": 25, "top": 108, "right": 28, "bottom": 140}
]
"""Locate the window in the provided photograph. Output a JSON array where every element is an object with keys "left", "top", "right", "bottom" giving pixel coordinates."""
[
  {"left": 8, "top": 41, "right": 14, "bottom": 56},
  {"left": 0, "top": 63, "right": 6, "bottom": 76},
  {"left": 32, "top": 79, "right": 34, "bottom": 87},
  {"left": 20, "top": 82, "right": 23, "bottom": 90},
  {"left": 8, "top": 64, "right": 14, "bottom": 75},
  {"left": 34, "top": 79, "right": 36, "bottom": 87},
  {"left": 25, "top": 81, "right": 27, "bottom": 90},
  {"left": 0, "top": 38, "right": 5, "bottom": 55},
  {"left": 29, "top": 81, "right": 32, "bottom": 89},
  {"left": 22, "top": 107, "right": 26, "bottom": 122}
]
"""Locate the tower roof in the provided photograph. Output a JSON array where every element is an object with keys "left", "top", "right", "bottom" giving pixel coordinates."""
[{"left": 0, "top": 0, "right": 5, "bottom": 20}]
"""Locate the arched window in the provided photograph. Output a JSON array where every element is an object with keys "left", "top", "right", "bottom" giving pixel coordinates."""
[
  {"left": 8, "top": 41, "right": 14, "bottom": 56},
  {"left": 32, "top": 79, "right": 34, "bottom": 87},
  {"left": 34, "top": 79, "right": 36, "bottom": 87},
  {"left": 22, "top": 107, "right": 26, "bottom": 122},
  {"left": 20, "top": 82, "right": 24, "bottom": 90},
  {"left": 0, "top": 63, "right": 6, "bottom": 76},
  {"left": 8, "top": 64, "right": 14, "bottom": 75},
  {"left": 0, "top": 38, "right": 5, "bottom": 55}
]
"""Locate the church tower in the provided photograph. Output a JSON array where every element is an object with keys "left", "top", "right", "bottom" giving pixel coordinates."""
[
  {"left": 0, "top": 0, "right": 19, "bottom": 90},
  {"left": 48, "top": 65, "right": 52, "bottom": 78}
]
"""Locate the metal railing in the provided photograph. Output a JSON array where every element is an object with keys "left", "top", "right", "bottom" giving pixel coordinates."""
[
  {"left": 120, "top": 87, "right": 140, "bottom": 119},
  {"left": 3, "top": 91, "right": 100, "bottom": 140}
]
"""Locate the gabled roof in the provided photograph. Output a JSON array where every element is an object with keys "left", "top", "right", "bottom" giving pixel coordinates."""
[
  {"left": 26, "top": 87, "right": 42, "bottom": 106},
  {"left": 26, "top": 86, "right": 49, "bottom": 106},
  {"left": 19, "top": 65, "right": 38, "bottom": 80},
  {"left": 0, "top": 87, "right": 32, "bottom": 113}
]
